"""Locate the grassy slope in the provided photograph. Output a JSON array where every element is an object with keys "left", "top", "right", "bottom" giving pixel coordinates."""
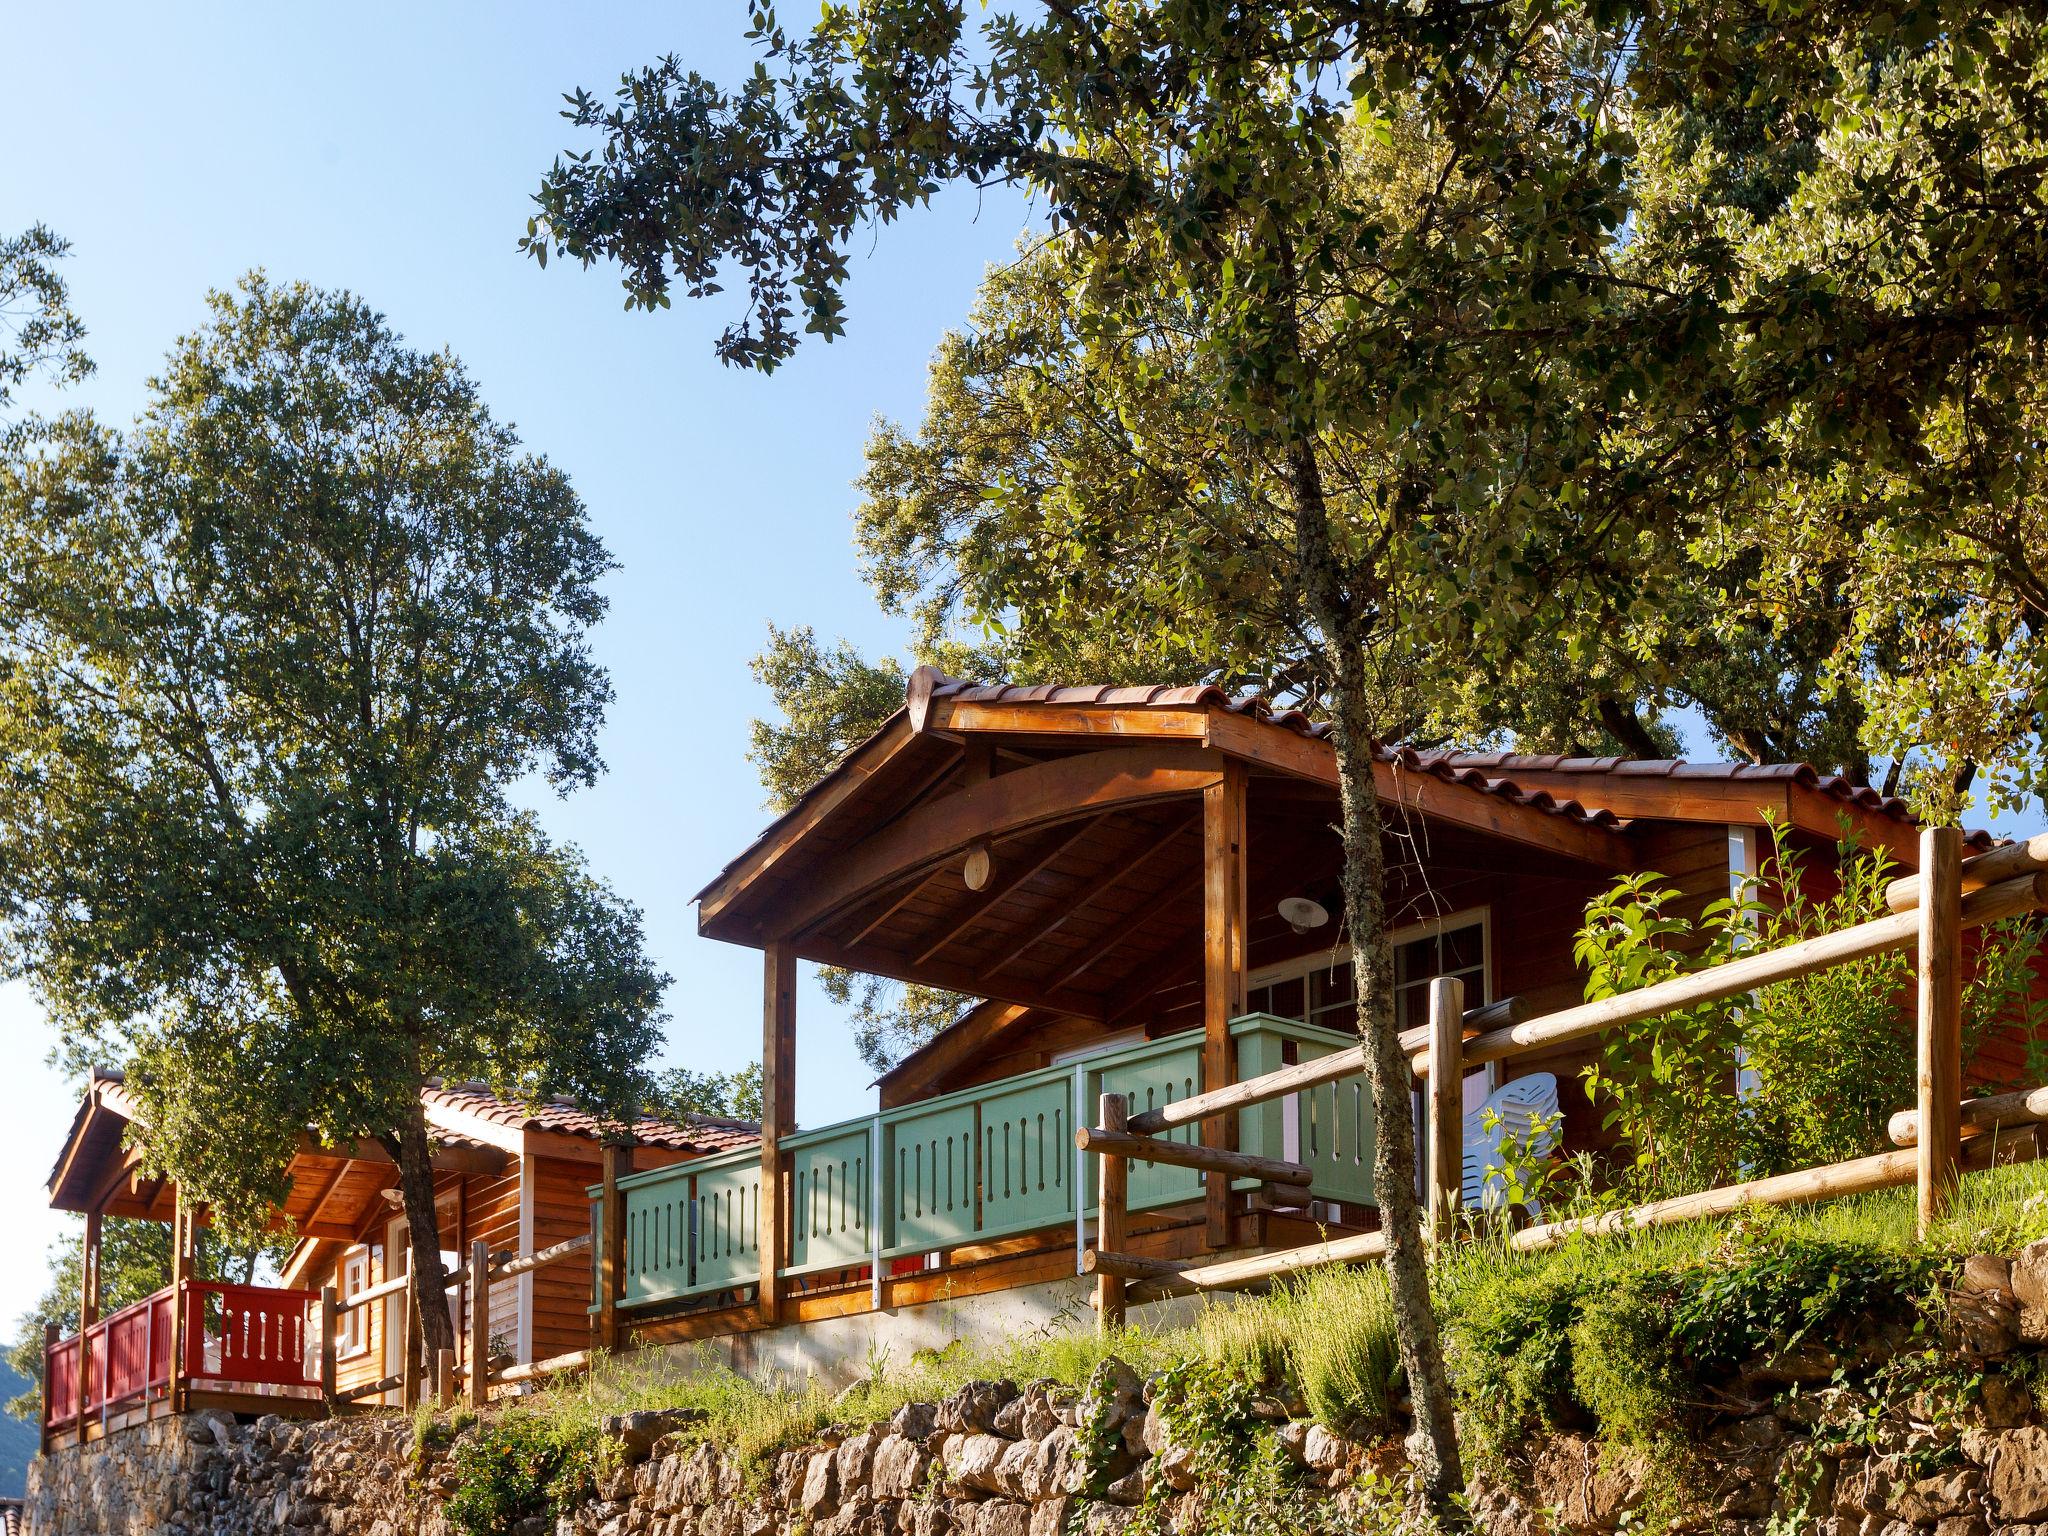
[{"left": 506, "top": 1153, "right": 2048, "bottom": 1479}]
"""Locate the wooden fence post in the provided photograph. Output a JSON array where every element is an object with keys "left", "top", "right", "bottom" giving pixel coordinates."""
[
  {"left": 468, "top": 1240, "right": 491, "bottom": 1409},
  {"left": 319, "top": 1286, "right": 338, "bottom": 1406},
  {"left": 1096, "top": 1092, "right": 1129, "bottom": 1334},
  {"left": 399, "top": 1276, "right": 417, "bottom": 1411},
  {"left": 1918, "top": 825, "right": 1964, "bottom": 1235},
  {"left": 1426, "top": 975, "right": 1467, "bottom": 1233}
]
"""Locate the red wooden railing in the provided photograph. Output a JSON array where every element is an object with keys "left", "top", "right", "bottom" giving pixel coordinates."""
[
  {"left": 43, "top": 1280, "right": 316, "bottom": 1432},
  {"left": 42, "top": 1286, "right": 175, "bottom": 1429},
  {"left": 184, "top": 1281, "right": 317, "bottom": 1388}
]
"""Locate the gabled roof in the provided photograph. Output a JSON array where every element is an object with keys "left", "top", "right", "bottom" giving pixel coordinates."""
[{"left": 49, "top": 1072, "right": 758, "bottom": 1216}]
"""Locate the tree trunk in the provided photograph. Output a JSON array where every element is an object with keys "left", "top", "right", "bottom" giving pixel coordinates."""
[
  {"left": 395, "top": 1099, "right": 458, "bottom": 1366},
  {"left": 1596, "top": 695, "right": 1663, "bottom": 760},
  {"left": 1282, "top": 438, "right": 1465, "bottom": 1520}
]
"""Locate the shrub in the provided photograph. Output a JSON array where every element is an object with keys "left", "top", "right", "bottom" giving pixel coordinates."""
[
  {"left": 1576, "top": 817, "right": 2046, "bottom": 1201},
  {"left": 444, "top": 1412, "right": 597, "bottom": 1536},
  {"left": 1289, "top": 1265, "right": 1403, "bottom": 1433},
  {"left": 1569, "top": 1274, "right": 1685, "bottom": 1448},
  {"left": 1441, "top": 1264, "right": 1591, "bottom": 1454}
]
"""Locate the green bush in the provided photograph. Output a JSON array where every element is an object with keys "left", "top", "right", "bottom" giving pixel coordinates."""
[
  {"left": 1442, "top": 1264, "right": 1592, "bottom": 1452},
  {"left": 444, "top": 1412, "right": 597, "bottom": 1536},
  {"left": 1569, "top": 1275, "right": 1685, "bottom": 1448}
]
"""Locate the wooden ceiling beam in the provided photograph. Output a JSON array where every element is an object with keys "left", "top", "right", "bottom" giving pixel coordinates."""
[
  {"left": 1046, "top": 879, "right": 1201, "bottom": 994},
  {"left": 838, "top": 866, "right": 952, "bottom": 948},
  {"left": 984, "top": 810, "right": 1203, "bottom": 981},
  {"left": 908, "top": 816, "right": 1110, "bottom": 965},
  {"left": 763, "top": 746, "right": 1224, "bottom": 943},
  {"left": 797, "top": 934, "right": 1108, "bottom": 1021},
  {"left": 299, "top": 1158, "right": 357, "bottom": 1234}
]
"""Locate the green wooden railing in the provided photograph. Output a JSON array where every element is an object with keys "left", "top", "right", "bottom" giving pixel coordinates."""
[{"left": 596, "top": 1014, "right": 1377, "bottom": 1310}]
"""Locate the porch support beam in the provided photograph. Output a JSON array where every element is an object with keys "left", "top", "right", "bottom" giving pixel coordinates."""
[
  {"left": 1202, "top": 760, "right": 1249, "bottom": 1250},
  {"left": 760, "top": 941, "right": 797, "bottom": 1325}
]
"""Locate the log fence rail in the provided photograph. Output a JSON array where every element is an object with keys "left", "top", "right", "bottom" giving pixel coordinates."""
[{"left": 1085, "top": 827, "right": 2048, "bottom": 1325}]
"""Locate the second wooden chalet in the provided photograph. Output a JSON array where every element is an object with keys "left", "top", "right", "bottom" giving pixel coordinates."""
[{"left": 44, "top": 1072, "right": 755, "bottom": 1434}]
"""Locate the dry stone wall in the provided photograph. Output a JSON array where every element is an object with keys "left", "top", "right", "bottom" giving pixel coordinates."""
[{"left": 30, "top": 1237, "right": 2048, "bottom": 1535}]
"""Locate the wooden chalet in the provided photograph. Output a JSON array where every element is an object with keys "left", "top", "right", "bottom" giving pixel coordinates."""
[
  {"left": 41, "top": 1073, "right": 754, "bottom": 1445},
  {"left": 582, "top": 668, "right": 2004, "bottom": 1354}
]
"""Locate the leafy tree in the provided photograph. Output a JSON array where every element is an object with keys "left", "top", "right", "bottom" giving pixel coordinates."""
[
  {"left": 648, "top": 1062, "right": 764, "bottom": 1123},
  {"left": 0, "top": 223, "right": 92, "bottom": 415},
  {"left": 525, "top": 1, "right": 2048, "bottom": 1510},
  {"left": 0, "top": 276, "right": 667, "bottom": 1366},
  {"left": 5, "top": 1218, "right": 288, "bottom": 1421}
]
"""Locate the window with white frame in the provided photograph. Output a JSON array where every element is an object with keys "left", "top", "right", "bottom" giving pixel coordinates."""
[
  {"left": 1247, "top": 909, "right": 1495, "bottom": 1113},
  {"left": 337, "top": 1248, "right": 371, "bottom": 1358}
]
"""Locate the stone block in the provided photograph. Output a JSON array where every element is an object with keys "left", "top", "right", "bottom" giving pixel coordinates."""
[
  {"left": 872, "top": 1434, "right": 936, "bottom": 1501},
  {"left": 1976, "top": 1427, "right": 2048, "bottom": 1521}
]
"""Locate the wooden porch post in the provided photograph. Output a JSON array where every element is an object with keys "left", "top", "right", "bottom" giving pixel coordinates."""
[
  {"left": 1917, "top": 825, "right": 1964, "bottom": 1235},
  {"left": 597, "top": 1139, "right": 632, "bottom": 1351},
  {"left": 319, "top": 1286, "right": 339, "bottom": 1405},
  {"left": 168, "top": 1193, "right": 194, "bottom": 1414},
  {"left": 1095, "top": 1093, "right": 1129, "bottom": 1334},
  {"left": 399, "top": 1276, "right": 418, "bottom": 1411},
  {"left": 1202, "top": 761, "right": 1249, "bottom": 1250},
  {"left": 77, "top": 1207, "right": 100, "bottom": 1431},
  {"left": 1426, "top": 976, "right": 1466, "bottom": 1233},
  {"left": 468, "top": 1240, "right": 491, "bottom": 1409},
  {"left": 40, "top": 1321, "right": 58, "bottom": 1455},
  {"left": 760, "top": 941, "right": 797, "bottom": 1324}
]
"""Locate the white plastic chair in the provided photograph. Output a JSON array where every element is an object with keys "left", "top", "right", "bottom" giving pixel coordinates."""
[{"left": 1461, "top": 1072, "right": 1561, "bottom": 1214}]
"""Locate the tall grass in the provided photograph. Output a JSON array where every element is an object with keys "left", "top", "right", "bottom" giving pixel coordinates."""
[
  {"left": 498, "top": 1154, "right": 2048, "bottom": 1474},
  {"left": 1201, "top": 1264, "right": 1401, "bottom": 1430}
]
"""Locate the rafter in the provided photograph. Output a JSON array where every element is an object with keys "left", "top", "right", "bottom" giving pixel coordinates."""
[
  {"left": 908, "top": 816, "right": 1109, "bottom": 965},
  {"left": 762, "top": 746, "right": 1223, "bottom": 944},
  {"left": 984, "top": 810, "right": 1202, "bottom": 980}
]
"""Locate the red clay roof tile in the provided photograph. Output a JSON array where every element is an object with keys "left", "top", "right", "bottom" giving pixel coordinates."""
[{"left": 423, "top": 1082, "right": 758, "bottom": 1155}]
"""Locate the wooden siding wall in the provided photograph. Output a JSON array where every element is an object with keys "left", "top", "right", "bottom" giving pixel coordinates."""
[
  {"left": 529, "top": 1156, "right": 600, "bottom": 1361},
  {"left": 315, "top": 1164, "right": 524, "bottom": 1396}
]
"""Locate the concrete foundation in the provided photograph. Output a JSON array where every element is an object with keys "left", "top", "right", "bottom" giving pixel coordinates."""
[{"left": 656, "top": 1275, "right": 1205, "bottom": 1389}]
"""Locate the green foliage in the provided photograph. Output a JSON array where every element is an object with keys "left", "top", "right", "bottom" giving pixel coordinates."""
[
  {"left": 443, "top": 1411, "right": 598, "bottom": 1536},
  {"left": 0, "top": 223, "right": 92, "bottom": 414},
  {"left": 1201, "top": 1265, "right": 1402, "bottom": 1435},
  {"left": 0, "top": 276, "right": 666, "bottom": 1361},
  {"left": 1575, "top": 820, "right": 2047, "bottom": 1200},
  {"left": 1665, "top": 1235, "right": 1938, "bottom": 1380},
  {"left": 647, "top": 1063, "right": 763, "bottom": 1124}
]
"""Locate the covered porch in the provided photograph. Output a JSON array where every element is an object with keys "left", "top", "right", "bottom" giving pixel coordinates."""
[
  {"left": 595, "top": 671, "right": 1633, "bottom": 1349},
  {"left": 39, "top": 1071, "right": 505, "bottom": 1449}
]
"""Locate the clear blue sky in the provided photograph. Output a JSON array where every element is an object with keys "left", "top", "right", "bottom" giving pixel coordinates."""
[{"left": 0, "top": 2, "right": 1031, "bottom": 1328}]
